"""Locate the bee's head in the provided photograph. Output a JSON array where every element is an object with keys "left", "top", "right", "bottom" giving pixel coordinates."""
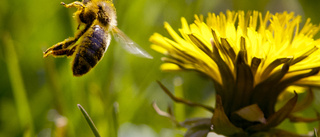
[
  {"left": 82, "top": 0, "right": 90, "bottom": 4},
  {"left": 96, "top": 1, "right": 117, "bottom": 28}
]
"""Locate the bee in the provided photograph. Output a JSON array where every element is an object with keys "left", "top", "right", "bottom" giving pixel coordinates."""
[{"left": 43, "top": 0, "right": 152, "bottom": 76}]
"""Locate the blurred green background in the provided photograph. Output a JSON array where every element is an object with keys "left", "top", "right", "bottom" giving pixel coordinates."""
[{"left": 0, "top": 0, "right": 320, "bottom": 136}]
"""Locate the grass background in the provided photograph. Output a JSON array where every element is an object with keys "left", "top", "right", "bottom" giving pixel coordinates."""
[{"left": 0, "top": 0, "right": 320, "bottom": 136}]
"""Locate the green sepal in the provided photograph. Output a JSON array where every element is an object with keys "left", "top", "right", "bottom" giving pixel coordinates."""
[
  {"left": 276, "top": 68, "right": 320, "bottom": 92},
  {"left": 288, "top": 115, "right": 320, "bottom": 123},
  {"left": 314, "top": 128, "right": 319, "bottom": 137},
  {"left": 188, "top": 34, "right": 212, "bottom": 56},
  {"left": 250, "top": 61, "right": 291, "bottom": 117},
  {"left": 250, "top": 57, "right": 262, "bottom": 76},
  {"left": 291, "top": 88, "right": 314, "bottom": 113},
  {"left": 211, "top": 95, "right": 244, "bottom": 136},
  {"left": 260, "top": 57, "right": 292, "bottom": 80},
  {"left": 221, "top": 38, "right": 236, "bottom": 62},
  {"left": 208, "top": 33, "right": 236, "bottom": 111},
  {"left": 247, "top": 92, "right": 298, "bottom": 132},
  {"left": 181, "top": 118, "right": 212, "bottom": 137},
  {"left": 291, "top": 46, "right": 318, "bottom": 65},
  {"left": 250, "top": 128, "right": 310, "bottom": 137},
  {"left": 235, "top": 104, "right": 266, "bottom": 124},
  {"left": 265, "top": 68, "right": 320, "bottom": 115},
  {"left": 229, "top": 50, "right": 254, "bottom": 114}
]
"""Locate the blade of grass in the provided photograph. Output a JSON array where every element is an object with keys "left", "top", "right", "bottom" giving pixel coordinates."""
[
  {"left": 3, "top": 33, "right": 34, "bottom": 136},
  {"left": 112, "top": 102, "right": 119, "bottom": 137},
  {"left": 77, "top": 104, "right": 101, "bottom": 137}
]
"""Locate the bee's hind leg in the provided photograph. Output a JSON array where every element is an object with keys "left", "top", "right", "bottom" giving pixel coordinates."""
[
  {"left": 43, "top": 44, "right": 77, "bottom": 58},
  {"left": 43, "top": 39, "right": 78, "bottom": 57}
]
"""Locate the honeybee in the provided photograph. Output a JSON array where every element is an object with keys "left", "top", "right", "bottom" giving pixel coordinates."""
[{"left": 43, "top": 0, "right": 152, "bottom": 76}]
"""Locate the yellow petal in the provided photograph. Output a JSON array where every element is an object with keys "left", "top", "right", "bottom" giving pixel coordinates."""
[{"left": 160, "top": 63, "right": 181, "bottom": 71}]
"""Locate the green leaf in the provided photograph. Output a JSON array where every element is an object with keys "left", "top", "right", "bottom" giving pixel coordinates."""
[
  {"left": 77, "top": 104, "right": 101, "bottom": 137},
  {"left": 211, "top": 95, "right": 243, "bottom": 136}
]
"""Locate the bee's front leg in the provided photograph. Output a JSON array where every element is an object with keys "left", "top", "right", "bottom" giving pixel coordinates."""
[{"left": 60, "top": 1, "right": 85, "bottom": 9}]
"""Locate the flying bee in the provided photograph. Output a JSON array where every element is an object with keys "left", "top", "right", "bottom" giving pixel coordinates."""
[{"left": 43, "top": 0, "right": 152, "bottom": 76}]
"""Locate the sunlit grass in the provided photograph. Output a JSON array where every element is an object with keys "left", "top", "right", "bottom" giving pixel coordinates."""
[{"left": 3, "top": 34, "right": 34, "bottom": 136}]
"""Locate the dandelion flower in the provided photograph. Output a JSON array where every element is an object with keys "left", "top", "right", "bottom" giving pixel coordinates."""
[{"left": 150, "top": 10, "right": 320, "bottom": 136}]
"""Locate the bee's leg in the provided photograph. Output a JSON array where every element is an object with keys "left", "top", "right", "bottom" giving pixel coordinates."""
[
  {"left": 43, "top": 48, "right": 74, "bottom": 57},
  {"left": 43, "top": 38, "right": 78, "bottom": 57},
  {"left": 44, "top": 16, "right": 91, "bottom": 58},
  {"left": 43, "top": 44, "right": 77, "bottom": 57},
  {"left": 60, "top": 1, "right": 85, "bottom": 9}
]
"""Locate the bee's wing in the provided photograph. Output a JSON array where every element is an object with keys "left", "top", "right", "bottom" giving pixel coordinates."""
[{"left": 111, "top": 26, "right": 153, "bottom": 59}]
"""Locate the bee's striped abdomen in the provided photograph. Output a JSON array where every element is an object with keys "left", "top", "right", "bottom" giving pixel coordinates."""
[{"left": 72, "top": 25, "right": 110, "bottom": 76}]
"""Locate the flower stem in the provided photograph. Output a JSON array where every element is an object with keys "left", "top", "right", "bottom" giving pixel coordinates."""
[{"left": 157, "top": 81, "right": 215, "bottom": 112}]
